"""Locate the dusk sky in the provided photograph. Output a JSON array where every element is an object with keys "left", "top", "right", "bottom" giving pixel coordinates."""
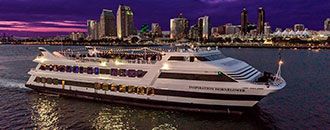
[{"left": 0, "top": 0, "right": 329, "bottom": 37}]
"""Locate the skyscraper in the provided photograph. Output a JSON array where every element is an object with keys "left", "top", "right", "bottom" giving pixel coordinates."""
[
  {"left": 117, "top": 5, "right": 136, "bottom": 39},
  {"left": 151, "top": 23, "right": 162, "bottom": 37},
  {"left": 99, "top": 9, "right": 116, "bottom": 38},
  {"left": 241, "top": 8, "right": 248, "bottom": 35},
  {"left": 87, "top": 20, "right": 98, "bottom": 40},
  {"left": 198, "top": 16, "right": 210, "bottom": 40},
  {"left": 257, "top": 7, "right": 265, "bottom": 35},
  {"left": 170, "top": 13, "right": 189, "bottom": 40},
  {"left": 324, "top": 18, "right": 330, "bottom": 31}
]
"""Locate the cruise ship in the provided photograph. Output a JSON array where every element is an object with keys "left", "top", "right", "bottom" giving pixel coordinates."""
[{"left": 25, "top": 46, "right": 286, "bottom": 114}]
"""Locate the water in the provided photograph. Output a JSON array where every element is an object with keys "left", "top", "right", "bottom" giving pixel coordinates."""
[{"left": 0, "top": 45, "right": 329, "bottom": 129}]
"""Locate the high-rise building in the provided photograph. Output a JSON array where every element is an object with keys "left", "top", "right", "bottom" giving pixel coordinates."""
[
  {"left": 294, "top": 24, "right": 305, "bottom": 31},
  {"left": 264, "top": 22, "right": 272, "bottom": 36},
  {"left": 241, "top": 8, "right": 248, "bottom": 35},
  {"left": 170, "top": 13, "right": 189, "bottom": 40},
  {"left": 99, "top": 9, "right": 116, "bottom": 38},
  {"left": 198, "top": 16, "right": 210, "bottom": 40},
  {"left": 324, "top": 18, "right": 330, "bottom": 31},
  {"left": 87, "top": 20, "right": 98, "bottom": 40},
  {"left": 117, "top": 5, "right": 136, "bottom": 39},
  {"left": 189, "top": 24, "right": 200, "bottom": 40},
  {"left": 151, "top": 23, "right": 162, "bottom": 37},
  {"left": 257, "top": 7, "right": 265, "bottom": 35}
]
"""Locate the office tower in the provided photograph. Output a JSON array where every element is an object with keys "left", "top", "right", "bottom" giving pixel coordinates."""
[
  {"left": 294, "top": 24, "right": 305, "bottom": 31},
  {"left": 87, "top": 20, "right": 98, "bottom": 40},
  {"left": 198, "top": 16, "right": 210, "bottom": 40},
  {"left": 241, "top": 8, "right": 248, "bottom": 35},
  {"left": 99, "top": 9, "right": 116, "bottom": 38},
  {"left": 264, "top": 22, "right": 272, "bottom": 36},
  {"left": 257, "top": 7, "right": 265, "bottom": 35},
  {"left": 151, "top": 23, "right": 162, "bottom": 37},
  {"left": 189, "top": 24, "right": 200, "bottom": 40},
  {"left": 324, "top": 18, "right": 330, "bottom": 31},
  {"left": 117, "top": 5, "right": 136, "bottom": 39},
  {"left": 170, "top": 13, "right": 189, "bottom": 40}
]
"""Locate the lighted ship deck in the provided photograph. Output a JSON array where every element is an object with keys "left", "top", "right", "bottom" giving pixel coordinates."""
[{"left": 26, "top": 47, "right": 286, "bottom": 114}]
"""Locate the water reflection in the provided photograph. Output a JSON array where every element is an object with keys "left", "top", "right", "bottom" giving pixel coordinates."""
[{"left": 31, "top": 95, "right": 59, "bottom": 129}]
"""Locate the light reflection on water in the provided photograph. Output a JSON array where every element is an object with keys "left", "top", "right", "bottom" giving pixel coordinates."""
[{"left": 32, "top": 96, "right": 59, "bottom": 130}]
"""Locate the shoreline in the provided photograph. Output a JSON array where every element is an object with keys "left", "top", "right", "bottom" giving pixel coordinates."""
[{"left": 1, "top": 43, "right": 329, "bottom": 49}]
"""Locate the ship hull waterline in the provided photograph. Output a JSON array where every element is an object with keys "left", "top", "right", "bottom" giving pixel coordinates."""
[{"left": 25, "top": 84, "right": 256, "bottom": 115}]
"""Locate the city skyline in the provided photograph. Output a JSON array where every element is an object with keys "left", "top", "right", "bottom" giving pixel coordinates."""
[{"left": 0, "top": 0, "right": 329, "bottom": 37}]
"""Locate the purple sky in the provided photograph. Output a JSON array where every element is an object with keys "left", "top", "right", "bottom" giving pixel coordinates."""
[{"left": 0, "top": 0, "right": 329, "bottom": 37}]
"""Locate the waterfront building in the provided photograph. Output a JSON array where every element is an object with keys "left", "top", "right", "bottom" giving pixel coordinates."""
[
  {"left": 87, "top": 20, "right": 99, "bottom": 40},
  {"left": 264, "top": 22, "right": 272, "bottom": 36},
  {"left": 189, "top": 24, "right": 200, "bottom": 40},
  {"left": 69, "top": 32, "right": 85, "bottom": 41},
  {"left": 224, "top": 23, "right": 240, "bottom": 35},
  {"left": 117, "top": 5, "right": 136, "bottom": 39},
  {"left": 294, "top": 24, "right": 305, "bottom": 31},
  {"left": 257, "top": 7, "right": 265, "bottom": 35},
  {"left": 198, "top": 16, "right": 210, "bottom": 40},
  {"left": 99, "top": 9, "right": 116, "bottom": 38},
  {"left": 241, "top": 8, "right": 248, "bottom": 35},
  {"left": 324, "top": 18, "right": 330, "bottom": 31},
  {"left": 151, "top": 23, "right": 162, "bottom": 37},
  {"left": 170, "top": 13, "right": 189, "bottom": 40}
]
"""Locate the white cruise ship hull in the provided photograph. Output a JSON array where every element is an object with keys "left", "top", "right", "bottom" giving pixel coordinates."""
[{"left": 26, "top": 47, "right": 286, "bottom": 114}]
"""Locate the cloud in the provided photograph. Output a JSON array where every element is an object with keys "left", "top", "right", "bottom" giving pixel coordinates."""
[{"left": 0, "top": 20, "right": 85, "bottom": 33}]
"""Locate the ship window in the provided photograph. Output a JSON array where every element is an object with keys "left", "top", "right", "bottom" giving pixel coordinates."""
[
  {"left": 53, "top": 79, "right": 59, "bottom": 85},
  {"left": 45, "top": 65, "right": 50, "bottom": 70},
  {"left": 119, "top": 85, "right": 126, "bottom": 92},
  {"left": 100, "top": 69, "right": 110, "bottom": 74},
  {"left": 41, "top": 77, "right": 47, "bottom": 83},
  {"left": 59, "top": 65, "right": 65, "bottom": 72},
  {"left": 73, "top": 66, "right": 79, "bottom": 73},
  {"left": 195, "top": 56, "right": 210, "bottom": 61},
  {"left": 168, "top": 56, "right": 185, "bottom": 61},
  {"left": 110, "top": 84, "right": 117, "bottom": 91},
  {"left": 111, "top": 69, "right": 118, "bottom": 76},
  {"left": 49, "top": 65, "right": 54, "bottom": 71},
  {"left": 87, "top": 67, "right": 93, "bottom": 74},
  {"left": 35, "top": 77, "right": 41, "bottom": 83},
  {"left": 190, "top": 57, "right": 195, "bottom": 62},
  {"left": 137, "top": 87, "right": 146, "bottom": 95},
  {"left": 158, "top": 72, "right": 237, "bottom": 82},
  {"left": 66, "top": 66, "right": 72, "bottom": 73},
  {"left": 119, "top": 69, "right": 127, "bottom": 77},
  {"left": 53, "top": 65, "right": 58, "bottom": 71},
  {"left": 102, "top": 83, "right": 109, "bottom": 91},
  {"left": 94, "top": 67, "right": 100, "bottom": 75},
  {"left": 94, "top": 83, "right": 101, "bottom": 89},
  {"left": 39, "top": 64, "right": 46, "bottom": 70},
  {"left": 137, "top": 70, "right": 147, "bottom": 78},
  {"left": 127, "top": 86, "right": 135, "bottom": 93},
  {"left": 127, "top": 70, "right": 137, "bottom": 77},
  {"left": 79, "top": 66, "right": 84, "bottom": 73},
  {"left": 46, "top": 78, "right": 53, "bottom": 84},
  {"left": 147, "top": 87, "right": 155, "bottom": 95}
]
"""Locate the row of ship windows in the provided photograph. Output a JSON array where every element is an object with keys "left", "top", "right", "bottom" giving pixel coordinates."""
[
  {"left": 39, "top": 64, "right": 148, "bottom": 78},
  {"left": 168, "top": 55, "right": 225, "bottom": 62},
  {"left": 34, "top": 77, "right": 155, "bottom": 95}
]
